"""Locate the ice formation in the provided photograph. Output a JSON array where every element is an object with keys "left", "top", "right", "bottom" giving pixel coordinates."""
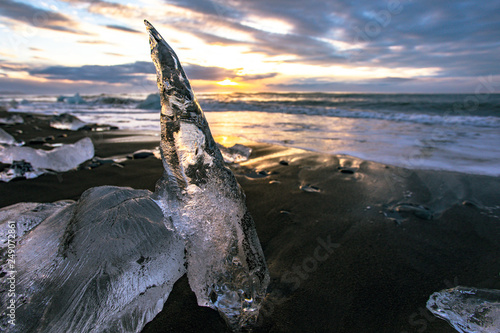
[
  {"left": 0, "top": 21, "right": 269, "bottom": 333},
  {"left": 0, "top": 114, "right": 23, "bottom": 125},
  {"left": 0, "top": 128, "right": 16, "bottom": 145},
  {"left": 146, "top": 20, "right": 269, "bottom": 329},
  {"left": 0, "top": 137, "right": 94, "bottom": 172},
  {"left": 0, "top": 186, "right": 186, "bottom": 332},
  {"left": 218, "top": 143, "right": 253, "bottom": 163},
  {"left": 57, "top": 93, "right": 86, "bottom": 104},
  {"left": 49, "top": 113, "right": 87, "bottom": 131},
  {"left": 0, "top": 160, "right": 45, "bottom": 182},
  {"left": 426, "top": 286, "right": 500, "bottom": 332}
]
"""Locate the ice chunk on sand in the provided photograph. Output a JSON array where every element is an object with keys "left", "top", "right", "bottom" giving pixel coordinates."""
[
  {"left": 0, "top": 128, "right": 16, "bottom": 145},
  {"left": 0, "top": 186, "right": 186, "bottom": 333},
  {"left": 0, "top": 137, "right": 94, "bottom": 172},
  {"left": 146, "top": 20, "right": 269, "bottom": 330},
  {"left": 0, "top": 160, "right": 45, "bottom": 182},
  {"left": 426, "top": 286, "right": 500, "bottom": 333},
  {"left": 50, "top": 113, "right": 87, "bottom": 130},
  {"left": 218, "top": 143, "right": 252, "bottom": 163},
  {"left": 0, "top": 114, "right": 23, "bottom": 125}
]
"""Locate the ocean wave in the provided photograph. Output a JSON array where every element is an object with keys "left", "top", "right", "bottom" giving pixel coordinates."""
[{"left": 201, "top": 103, "right": 500, "bottom": 128}]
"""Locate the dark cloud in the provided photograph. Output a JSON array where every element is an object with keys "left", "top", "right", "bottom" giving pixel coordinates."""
[
  {"left": 237, "top": 72, "right": 279, "bottom": 81},
  {"left": 183, "top": 64, "right": 237, "bottom": 81},
  {"left": 27, "top": 61, "right": 247, "bottom": 83},
  {"left": 0, "top": 76, "right": 153, "bottom": 94},
  {"left": 0, "top": 0, "right": 87, "bottom": 34},
  {"left": 30, "top": 61, "right": 155, "bottom": 83},
  {"left": 78, "top": 40, "right": 111, "bottom": 44},
  {"left": 265, "top": 76, "right": 482, "bottom": 93},
  {"left": 105, "top": 24, "right": 141, "bottom": 34}
]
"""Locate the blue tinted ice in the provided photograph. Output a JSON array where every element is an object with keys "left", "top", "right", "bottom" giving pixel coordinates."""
[{"left": 427, "top": 286, "right": 500, "bottom": 333}]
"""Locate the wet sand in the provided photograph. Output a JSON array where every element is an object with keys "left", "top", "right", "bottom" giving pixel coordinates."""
[{"left": 1, "top": 111, "right": 499, "bottom": 332}]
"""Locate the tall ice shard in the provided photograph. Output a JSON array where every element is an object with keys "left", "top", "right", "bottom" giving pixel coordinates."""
[
  {"left": 145, "top": 20, "right": 270, "bottom": 329},
  {"left": 0, "top": 21, "right": 269, "bottom": 333}
]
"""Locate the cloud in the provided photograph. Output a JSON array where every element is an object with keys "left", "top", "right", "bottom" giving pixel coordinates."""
[
  {"left": 105, "top": 24, "right": 141, "bottom": 34},
  {"left": 0, "top": 76, "right": 153, "bottom": 94},
  {"left": 27, "top": 61, "right": 258, "bottom": 83},
  {"left": 266, "top": 76, "right": 417, "bottom": 92},
  {"left": 163, "top": 0, "right": 500, "bottom": 78},
  {"left": 29, "top": 61, "right": 155, "bottom": 83},
  {"left": 0, "top": 0, "right": 87, "bottom": 34},
  {"left": 237, "top": 72, "right": 279, "bottom": 81},
  {"left": 59, "top": 0, "right": 142, "bottom": 18}
]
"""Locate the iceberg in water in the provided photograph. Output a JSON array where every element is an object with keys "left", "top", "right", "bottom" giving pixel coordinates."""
[
  {"left": 136, "top": 93, "right": 161, "bottom": 110},
  {"left": 0, "top": 137, "right": 94, "bottom": 172},
  {"left": 0, "top": 20, "right": 269, "bottom": 333},
  {"left": 49, "top": 113, "right": 87, "bottom": 131},
  {"left": 426, "top": 286, "right": 500, "bottom": 333},
  {"left": 57, "top": 93, "right": 86, "bottom": 104}
]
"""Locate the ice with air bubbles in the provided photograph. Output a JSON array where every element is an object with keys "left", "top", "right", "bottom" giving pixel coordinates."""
[
  {"left": 0, "top": 137, "right": 94, "bottom": 173},
  {"left": 426, "top": 286, "right": 500, "bottom": 333},
  {"left": 0, "top": 186, "right": 186, "bottom": 333}
]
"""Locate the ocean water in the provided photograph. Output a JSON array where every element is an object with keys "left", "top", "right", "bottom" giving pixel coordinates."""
[{"left": 3, "top": 92, "right": 500, "bottom": 177}]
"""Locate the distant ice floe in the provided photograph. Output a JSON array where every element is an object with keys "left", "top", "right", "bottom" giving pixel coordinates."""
[
  {"left": 427, "top": 286, "right": 500, "bottom": 333},
  {"left": 0, "top": 114, "right": 24, "bottom": 125},
  {"left": 49, "top": 113, "right": 87, "bottom": 131},
  {"left": 0, "top": 137, "right": 94, "bottom": 182},
  {"left": 137, "top": 93, "right": 160, "bottom": 110},
  {"left": 217, "top": 143, "right": 252, "bottom": 163},
  {"left": 57, "top": 93, "right": 86, "bottom": 104}
]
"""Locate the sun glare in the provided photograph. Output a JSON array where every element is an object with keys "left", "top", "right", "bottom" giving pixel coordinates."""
[{"left": 217, "top": 79, "right": 239, "bottom": 86}]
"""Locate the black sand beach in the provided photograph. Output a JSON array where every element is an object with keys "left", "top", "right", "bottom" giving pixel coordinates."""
[{"left": 1, "top": 111, "right": 499, "bottom": 332}]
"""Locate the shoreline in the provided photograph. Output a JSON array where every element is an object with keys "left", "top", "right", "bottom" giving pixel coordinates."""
[{"left": 1, "top": 111, "right": 500, "bottom": 332}]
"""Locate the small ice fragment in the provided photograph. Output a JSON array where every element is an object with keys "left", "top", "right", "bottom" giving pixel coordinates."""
[
  {"left": 300, "top": 184, "right": 321, "bottom": 193},
  {"left": 426, "top": 286, "right": 500, "bottom": 333},
  {"left": 217, "top": 143, "right": 252, "bottom": 163},
  {"left": 0, "top": 114, "right": 23, "bottom": 125},
  {"left": 0, "top": 160, "right": 45, "bottom": 182},
  {"left": 0, "top": 137, "right": 94, "bottom": 172},
  {"left": 0, "top": 128, "right": 16, "bottom": 145},
  {"left": 50, "top": 113, "right": 87, "bottom": 130}
]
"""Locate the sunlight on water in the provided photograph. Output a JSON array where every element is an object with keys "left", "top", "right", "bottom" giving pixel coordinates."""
[{"left": 3, "top": 92, "right": 500, "bottom": 176}]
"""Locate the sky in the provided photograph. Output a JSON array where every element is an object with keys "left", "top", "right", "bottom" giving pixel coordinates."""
[{"left": 0, "top": 0, "right": 499, "bottom": 95}]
